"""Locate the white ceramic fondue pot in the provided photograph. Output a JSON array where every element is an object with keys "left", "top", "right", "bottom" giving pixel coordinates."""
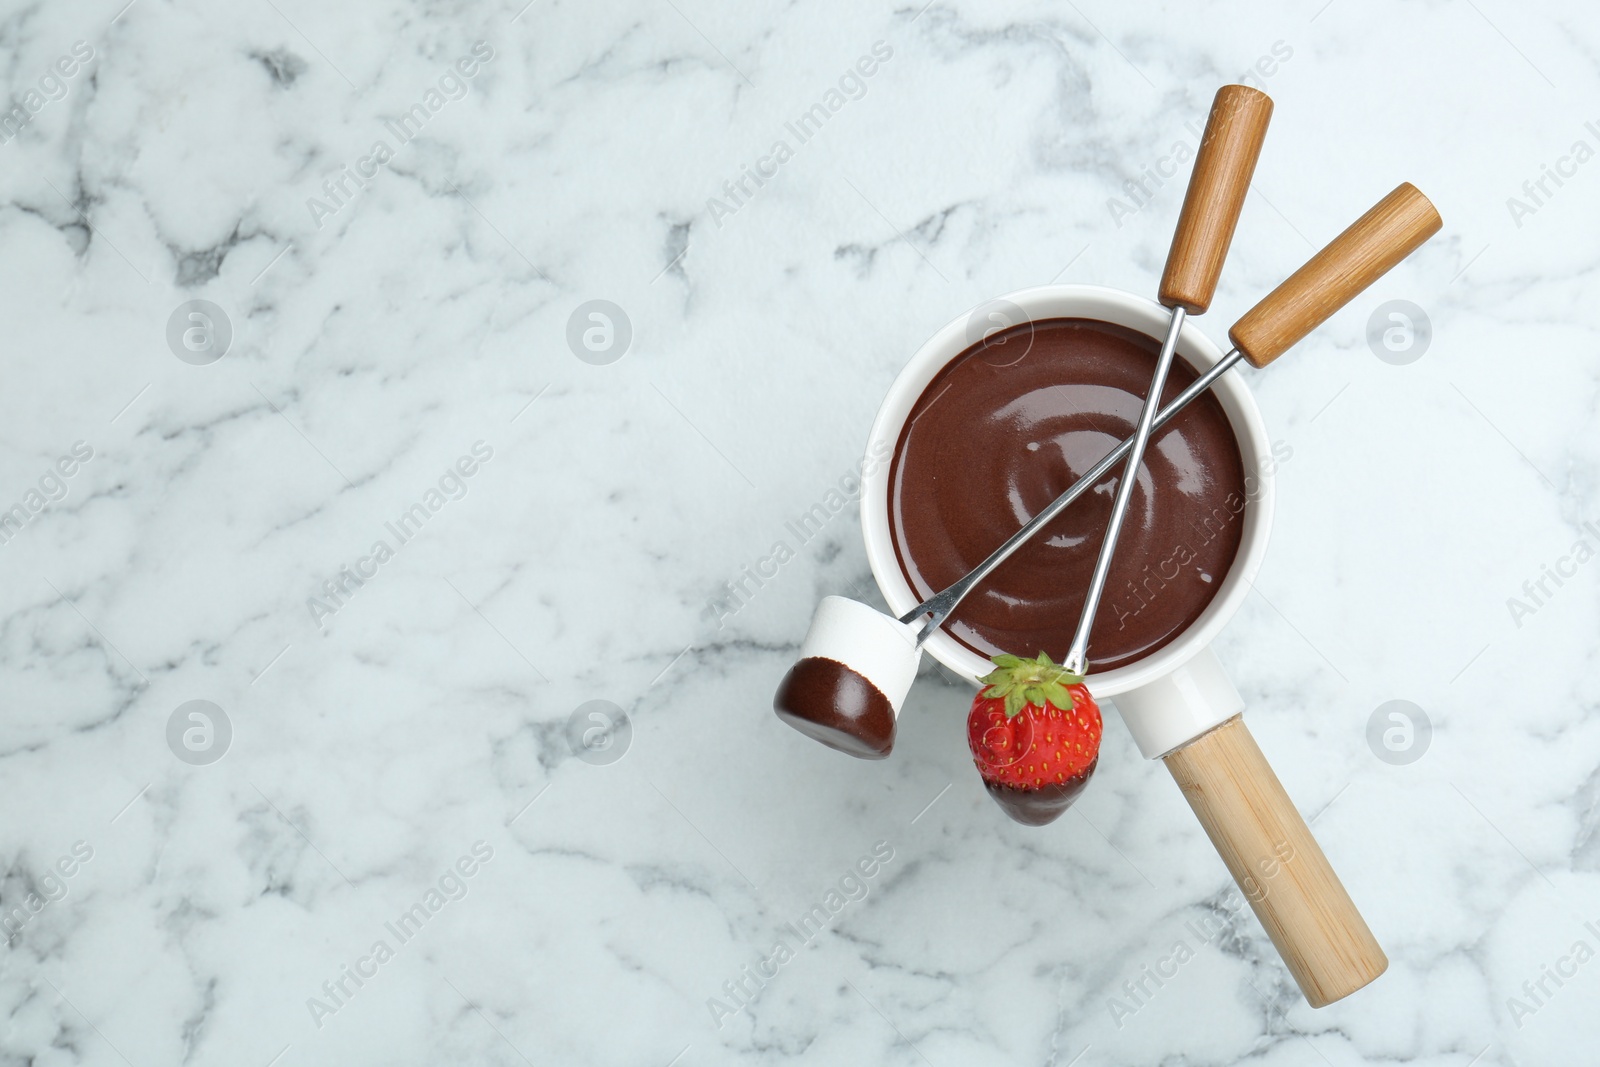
[
  {"left": 775, "top": 173, "right": 1440, "bottom": 1006},
  {"left": 845, "top": 184, "right": 1441, "bottom": 1007},
  {"left": 862, "top": 283, "right": 1266, "bottom": 762}
]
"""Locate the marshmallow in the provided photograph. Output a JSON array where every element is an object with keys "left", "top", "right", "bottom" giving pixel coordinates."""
[{"left": 772, "top": 596, "right": 922, "bottom": 759}]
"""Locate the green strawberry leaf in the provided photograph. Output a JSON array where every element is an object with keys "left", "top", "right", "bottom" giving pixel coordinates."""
[
  {"left": 1004, "top": 689, "right": 1024, "bottom": 718},
  {"left": 982, "top": 651, "right": 1087, "bottom": 715}
]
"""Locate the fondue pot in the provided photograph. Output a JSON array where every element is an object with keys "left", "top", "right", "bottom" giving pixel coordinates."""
[
  {"left": 864, "top": 284, "right": 1267, "bottom": 740},
  {"left": 851, "top": 187, "right": 1440, "bottom": 1006},
  {"left": 771, "top": 78, "right": 1440, "bottom": 1012}
]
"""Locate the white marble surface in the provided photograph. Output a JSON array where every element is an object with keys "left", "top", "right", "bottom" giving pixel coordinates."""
[{"left": 1, "top": 0, "right": 1597, "bottom": 1063}]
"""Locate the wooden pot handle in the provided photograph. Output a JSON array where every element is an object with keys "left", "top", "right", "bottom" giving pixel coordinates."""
[
  {"left": 1229, "top": 183, "right": 1442, "bottom": 367},
  {"left": 1159, "top": 84, "right": 1274, "bottom": 314},
  {"left": 1163, "top": 716, "right": 1387, "bottom": 1007}
]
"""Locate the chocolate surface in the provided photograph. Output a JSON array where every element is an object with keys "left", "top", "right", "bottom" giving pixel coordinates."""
[
  {"left": 889, "top": 318, "right": 1248, "bottom": 673},
  {"left": 773, "top": 656, "right": 896, "bottom": 759},
  {"left": 983, "top": 759, "right": 1096, "bottom": 825}
]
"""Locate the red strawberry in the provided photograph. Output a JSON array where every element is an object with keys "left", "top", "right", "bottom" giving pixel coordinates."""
[{"left": 967, "top": 651, "right": 1102, "bottom": 825}]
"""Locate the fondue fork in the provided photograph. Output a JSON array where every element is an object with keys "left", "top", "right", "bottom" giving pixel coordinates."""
[
  {"left": 902, "top": 183, "right": 1442, "bottom": 646},
  {"left": 1066, "top": 86, "right": 1274, "bottom": 673},
  {"left": 1068, "top": 84, "right": 1274, "bottom": 674},
  {"left": 906, "top": 83, "right": 1275, "bottom": 648}
]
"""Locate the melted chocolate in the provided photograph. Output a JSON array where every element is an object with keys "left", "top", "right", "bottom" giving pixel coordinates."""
[
  {"left": 773, "top": 656, "right": 896, "bottom": 759},
  {"left": 889, "top": 318, "right": 1247, "bottom": 673}
]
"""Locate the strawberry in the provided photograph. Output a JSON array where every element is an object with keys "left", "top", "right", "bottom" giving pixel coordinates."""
[{"left": 967, "top": 651, "right": 1102, "bottom": 825}]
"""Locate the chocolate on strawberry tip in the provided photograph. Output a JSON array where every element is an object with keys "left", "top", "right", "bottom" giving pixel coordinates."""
[{"left": 967, "top": 651, "right": 1103, "bottom": 826}]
